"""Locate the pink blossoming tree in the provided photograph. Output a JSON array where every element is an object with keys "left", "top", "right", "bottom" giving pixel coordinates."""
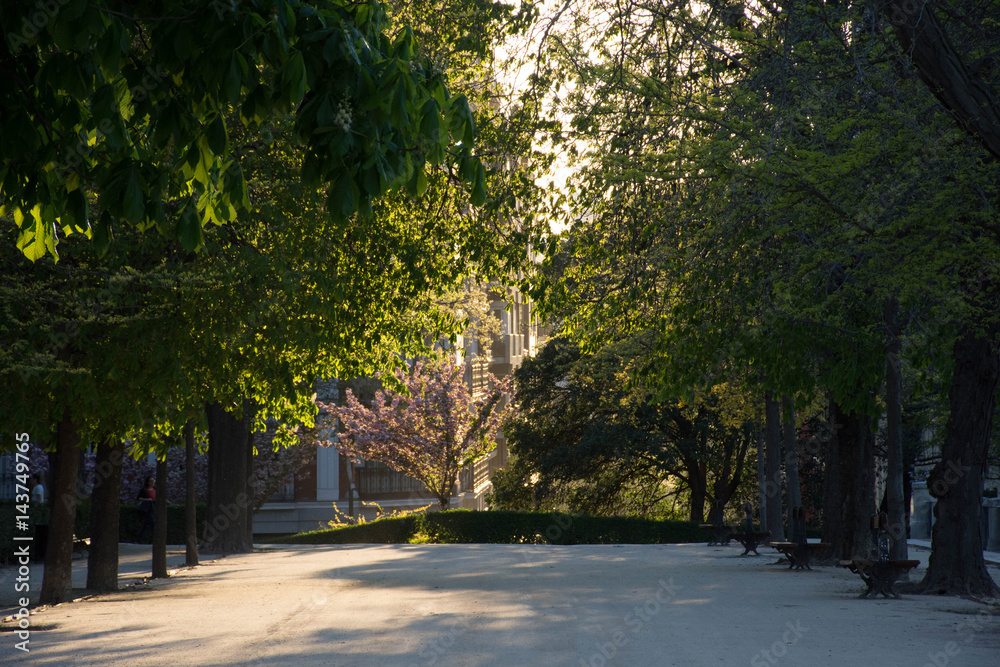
[{"left": 318, "top": 357, "right": 510, "bottom": 509}]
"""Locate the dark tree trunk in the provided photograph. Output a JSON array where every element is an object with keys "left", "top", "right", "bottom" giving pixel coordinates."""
[
  {"left": 39, "top": 414, "right": 81, "bottom": 605},
  {"left": 884, "top": 298, "right": 908, "bottom": 562},
  {"left": 764, "top": 390, "right": 784, "bottom": 541},
  {"left": 916, "top": 321, "right": 1000, "bottom": 596},
  {"left": 782, "top": 395, "right": 802, "bottom": 529},
  {"left": 204, "top": 401, "right": 254, "bottom": 554},
  {"left": 821, "top": 398, "right": 843, "bottom": 555},
  {"left": 689, "top": 476, "right": 707, "bottom": 524},
  {"left": 824, "top": 399, "right": 876, "bottom": 561},
  {"left": 86, "top": 438, "right": 124, "bottom": 592},
  {"left": 152, "top": 457, "right": 168, "bottom": 578},
  {"left": 184, "top": 419, "right": 199, "bottom": 567},
  {"left": 757, "top": 428, "right": 766, "bottom": 532},
  {"left": 710, "top": 425, "right": 751, "bottom": 516}
]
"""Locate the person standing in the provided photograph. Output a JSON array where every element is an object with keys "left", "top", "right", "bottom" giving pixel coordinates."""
[{"left": 30, "top": 474, "right": 46, "bottom": 505}]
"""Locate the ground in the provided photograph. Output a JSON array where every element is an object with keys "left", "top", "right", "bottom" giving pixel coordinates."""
[{"left": 1, "top": 542, "right": 998, "bottom": 666}]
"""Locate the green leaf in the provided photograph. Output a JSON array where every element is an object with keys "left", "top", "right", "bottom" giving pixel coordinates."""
[
  {"left": 66, "top": 188, "right": 89, "bottom": 233},
  {"left": 123, "top": 168, "right": 144, "bottom": 224},
  {"left": 420, "top": 99, "right": 441, "bottom": 144},
  {"left": 177, "top": 204, "right": 203, "bottom": 252},
  {"left": 207, "top": 115, "right": 228, "bottom": 156},
  {"left": 328, "top": 171, "right": 359, "bottom": 224},
  {"left": 283, "top": 51, "right": 307, "bottom": 106},
  {"left": 93, "top": 210, "right": 112, "bottom": 256}
]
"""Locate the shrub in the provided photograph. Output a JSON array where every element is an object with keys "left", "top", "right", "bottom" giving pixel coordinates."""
[
  {"left": 280, "top": 515, "right": 418, "bottom": 544},
  {"left": 273, "top": 510, "right": 703, "bottom": 546}
]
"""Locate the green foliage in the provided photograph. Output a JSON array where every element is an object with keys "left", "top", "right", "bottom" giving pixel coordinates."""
[
  {"left": 274, "top": 509, "right": 704, "bottom": 544},
  {"left": 275, "top": 514, "right": 419, "bottom": 544},
  {"left": 494, "top": 335, "right": 756, "bottom": 521},
  {"left": 522, "top": 0, "right": 1000, "bottom": 422},
  {"left": 0, "top": 0, "right": 488, "bottom": 261}
]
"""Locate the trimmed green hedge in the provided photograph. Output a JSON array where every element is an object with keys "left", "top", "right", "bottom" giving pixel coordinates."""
[
  {"left": 276, "top": 510, "right": 704, "bottom": 545},
  {"left": 277, "top": 515, "right": 419, "bottom": 544}
]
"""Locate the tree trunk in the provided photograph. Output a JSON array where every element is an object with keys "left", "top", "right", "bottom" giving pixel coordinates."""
[
  {"left": 884, "top": 298, "right": 908, "bottom": 562},
  {"left": 152, "top": 457, "right": 168, "bottom": 578},
  {"left": 757, "top": 428, "right": 766, "bottom": 533},
  {"left": 824, "top": 399, "right": 876, "bottom": 561},
  {"left": 689, "top": 475, "right": 707, "bottom": 524},
  {"left": 184, "top": 419, "right": 199, "bottom": 567},
  {"left": 782, "top": 395, "right": 802, "bottom": 529},
  {"left": 821, "top": 397, "right": 843, "bottom": 555},
  {"left": 39, "top": 414, "right": 81, "bottom": 605},
  {"left": 915, "top": 320, "right": 1000, "bottom": 596},
  {"left": 86, "top": 438, "right": 124, "bottom": 592},
  {"left": 764, "top": 390, "right": 784, "bottom": 541},
  {"left": 204, "top": 401, "right": 254, "bottom": 554}
]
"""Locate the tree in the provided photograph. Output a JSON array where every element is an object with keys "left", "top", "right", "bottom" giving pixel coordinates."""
[
  {"left": 318, "top": 356, "right": 509, "bottom": 508},
  {"left": 3, "top": 0, "right": 537, "bottom": 598},
  {"left": 518, "top": 0, "right": 999, "bottom": 594},
  {"left": 493, "top": 335, "right": 756, "bottom": 521},
  {"left": 0, "top": 0, "right": 485, "bottom": 260}
]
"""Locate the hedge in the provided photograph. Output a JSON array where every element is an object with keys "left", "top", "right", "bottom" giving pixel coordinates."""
[
  {"left": 276, "top": 510, "right": 705, "bottom": 545},
  {"left": 276, "top": 515, "right": 419, "bottom": 544}
]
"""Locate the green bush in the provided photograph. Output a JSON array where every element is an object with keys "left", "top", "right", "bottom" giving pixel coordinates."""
[{"left": 273, "top": 510, "right": 704, "bottom": 545}]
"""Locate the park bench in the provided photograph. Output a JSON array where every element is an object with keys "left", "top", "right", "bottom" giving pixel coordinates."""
[
  {"left": 699, "top": 500, "right": 735, "bottom": 546},
  {"left": 838, "top": 513, "right": 919, "bottom": 598},
  {"left": 770, "top": 507, "right": 830, "bottom": 570},
  {"left": 730, "top": 502, "right": 770, "bottom": 556}
]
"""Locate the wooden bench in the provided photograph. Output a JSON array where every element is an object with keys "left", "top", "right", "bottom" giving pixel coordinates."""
[
  {"left": 770, "top": 541, "right": 830, "bottom": 570},
  {"left": 731, "top": 501, "right": 769, "bottom": 555},
  {"left": 838, "top": 513, "right": 920, "bottom": 598},
  {"left": 731, "top": 530, "right": 771, "bottom": 555},
  {"left": 838, "top": 559, "right": 920, "bottom": 598}
]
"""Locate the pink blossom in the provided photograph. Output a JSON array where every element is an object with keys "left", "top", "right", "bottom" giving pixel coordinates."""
[{"left": 316, "top": 357, "right": 511, "bottom": 508}]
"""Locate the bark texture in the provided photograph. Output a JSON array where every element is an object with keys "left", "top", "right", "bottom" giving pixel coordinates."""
[
  {"left": 916, "top": 321, "right": 1000, "bottom": 596},
  {"left": 782, "top": 395, "right": 802, "bottom": 529},
  {"left": 39, "top": 414, "right": 81, "bottom": 605},
  {"left": 184, "top": 418, "right": 199, "bottom": 567},
  {"left": 204, "top": 400, "right": 255, "bottom": 554},
  {"left": 884, "top": 298, "right": 908, "bottom": 562},
  {"left": 152, "top": 457, "right": 168, "bottom": 578},
  {"left": 764, "top": 391, "right": 784, "bottom": 541},
  {"left": 823, "top": 399, "right": 876, "bottom": 561},
  {"left": 86, "top": 438, "right": 124, "bottom": 592}
]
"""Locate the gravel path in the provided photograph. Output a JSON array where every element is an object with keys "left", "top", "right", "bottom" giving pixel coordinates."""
[{"left": 1, "top": 542, "right": 998, "bottom": 666}]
